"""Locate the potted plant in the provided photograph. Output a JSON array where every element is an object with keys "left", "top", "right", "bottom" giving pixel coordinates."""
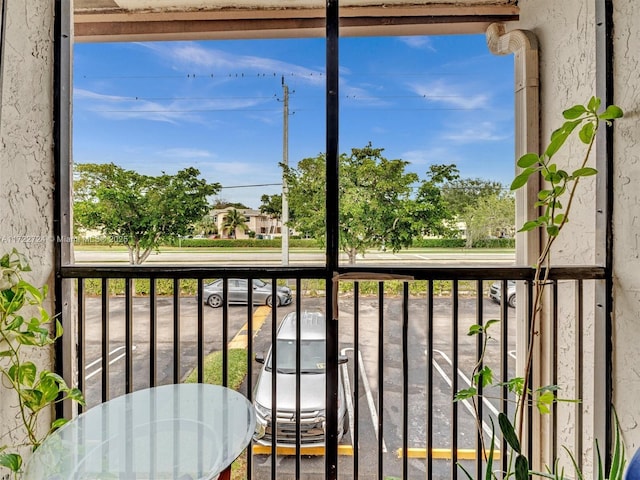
[
  {"left": 0, "top": 249, "right": 84, "bottom": 478},
  {"left": 455, "top": 97, "right": 624, "bottom": 479}
]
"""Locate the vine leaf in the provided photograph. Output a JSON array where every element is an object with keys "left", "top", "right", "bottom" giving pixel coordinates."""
[{"left": 498, "top": 412, "right": 521, "bottom": 453}]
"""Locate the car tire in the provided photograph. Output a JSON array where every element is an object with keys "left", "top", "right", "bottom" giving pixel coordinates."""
[
  {"left": 207, "top": 294, "right": 223, "bottom": 308},
  {"left": 265, "top": 295, "right": 281, "bottom": 307},
  {"left": 508, "top": 294, "right": 516, "bottom": 309}
]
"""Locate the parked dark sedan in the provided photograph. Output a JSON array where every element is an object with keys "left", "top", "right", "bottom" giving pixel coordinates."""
[{"left": 202, "top": 278, "right": 292, "bottom": 308}]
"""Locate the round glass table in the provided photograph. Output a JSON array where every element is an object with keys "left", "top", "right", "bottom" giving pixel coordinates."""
[{"left": 24, "top": 384, "right": 256, "bottom": 480}]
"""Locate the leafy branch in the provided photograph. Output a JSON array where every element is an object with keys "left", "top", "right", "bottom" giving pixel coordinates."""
[
  {"left": 455, "top": 97, "right": 623, "bottom": 480},
  {"left": 0, "top": 249, "right": 85, "bottom": 478},
  {"left": 512, "top": 97, "right": 622, "bottom": 444}
]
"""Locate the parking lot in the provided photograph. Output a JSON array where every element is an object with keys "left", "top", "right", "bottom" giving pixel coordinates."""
[{"left": 81, "top": 290, "right": 515, "bottom": 479}]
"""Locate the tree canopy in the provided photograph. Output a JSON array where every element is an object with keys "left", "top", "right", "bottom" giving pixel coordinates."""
[
  {"left": 221, "top": 209, "right": 249, "bottom": 238},
  {"left": 440, "top": 174, "right": 505, "bottom": 218},
  {"left": 459, "top": 193, "right": 515, "bottom": 247},
  {"left": 74, "top": 163, "right": 220, "bottom": 264},
  {"left": 259, "top": 194, "right": 282, "bottom": 219},
  {"left": 283, "top": 143, "right": 453, "bottom": 264}
]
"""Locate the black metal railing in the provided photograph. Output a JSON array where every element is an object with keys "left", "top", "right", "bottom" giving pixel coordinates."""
[{"left": 59, "top": 264, "right": 605, "bottom": 479}]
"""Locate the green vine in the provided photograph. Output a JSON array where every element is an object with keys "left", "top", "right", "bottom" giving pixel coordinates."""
[
  {"left": 0, "top": 249, "right": 84, "bottom": 478},
  {"left": 455, "top": 97, "right": 624, "bottom": 479}
]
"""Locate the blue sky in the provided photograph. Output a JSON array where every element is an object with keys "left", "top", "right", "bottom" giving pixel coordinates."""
[{"left": 73, "top": 35, "right": 514, "bottom": 209}]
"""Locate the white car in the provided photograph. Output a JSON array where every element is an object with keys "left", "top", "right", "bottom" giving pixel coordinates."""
[
  {"left": 253, "top": 311, "right": 349, "bottom": 447},
  {"left": 489, "top": 280, "right": 516, "bottom": 308}
]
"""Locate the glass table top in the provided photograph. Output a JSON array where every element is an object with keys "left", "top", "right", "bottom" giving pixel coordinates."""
[{"left": 24, "top": 384, "right": 256, "bottom": 480}]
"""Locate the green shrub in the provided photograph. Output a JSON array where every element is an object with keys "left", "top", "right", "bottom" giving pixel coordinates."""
[{"left": 411, "top": 238, "right": 466, "bottom": 248}]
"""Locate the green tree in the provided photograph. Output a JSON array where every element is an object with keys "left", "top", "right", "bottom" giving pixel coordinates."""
[
  {"left": 460, "top": 193, "right": 515, "bottom": 247},
  {"left": 441, "top": 176, "right": 504, "bottom": 218},
  {"left": 211, "top": 198, "right": 249, "bottom": 210},
  {"left": 192, "top": 214, "right": 218, "bottom": 237},
  {"left": 259, "top": 194, "right": 282, "bottom": 219},
  {"left": 74, "top": 163, "right": 220, "bottom": 264},
  {"left": 284, "top": 143, "right": 438, "bottom": 264},
  {"left": 221, "top": 208, "right": 248, "bottom": 239},
  {"left": 410, "top": 165, "right": 459, "bottom": 238}
]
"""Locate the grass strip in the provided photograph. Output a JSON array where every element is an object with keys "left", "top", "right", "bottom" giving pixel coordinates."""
[{"left": 184, "top": 349, "right": 249, "bottom": 479}]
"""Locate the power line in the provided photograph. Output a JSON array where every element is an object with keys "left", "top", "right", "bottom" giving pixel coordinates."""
[{"left": 220, "top": 183, "right": 281, "bottom": 189}]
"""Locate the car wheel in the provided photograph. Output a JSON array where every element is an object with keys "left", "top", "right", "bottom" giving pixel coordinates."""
[
  {"left": 265, "top": 295, "right": 280, "bottom": 307},
  {"left": 207, "top": 294, "right": 223, "bottom": 308},
  {"left": 508, "top": 294, "right": 516, "bottom": 308}
]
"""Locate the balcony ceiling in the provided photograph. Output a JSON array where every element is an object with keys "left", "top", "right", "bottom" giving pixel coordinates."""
[{"left": 74, "top": 0, "right": 519, "bottom": 42}]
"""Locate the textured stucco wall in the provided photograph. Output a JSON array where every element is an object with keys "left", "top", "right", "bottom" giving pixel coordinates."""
[
  {"left": 610, "top": 0, "right": 640, "bottom": 454},
  {"left": 0, "top": 0, "right": 56, "bottom": 461},
  {"left": 517, "top": 0, "right": 640, "bottom": 468}
]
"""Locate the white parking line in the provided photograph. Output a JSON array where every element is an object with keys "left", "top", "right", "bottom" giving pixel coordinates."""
[
  {"left": 85, "top": 345, "right": 138, "bottom": 380},
  {"left": 340, "top": 348, "right": 356, "bottom": 450},
  {"left": 342, "top": 347, "right": 387, "bottom": 453},
  {"left": 431, "top": 349, "right": 499, "bottom": 440}
]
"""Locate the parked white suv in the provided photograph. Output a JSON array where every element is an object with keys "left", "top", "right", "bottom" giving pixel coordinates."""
[{"left": 253, "top": 311, "right": 349, "bottom": 447}]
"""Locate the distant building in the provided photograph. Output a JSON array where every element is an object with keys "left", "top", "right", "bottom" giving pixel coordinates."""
[{"left": 210, "top": 208, "right": 283, "bottom": 239}]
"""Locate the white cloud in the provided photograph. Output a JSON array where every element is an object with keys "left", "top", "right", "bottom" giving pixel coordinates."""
[
  {"left": 443, "top": 122, "right": 510, "bottom": 143},
  {"left": 402, "top": 146, "right": 463, "bottom": 166},
  {"left": 160, "top": 148, "right": 214, "bottom": 159},
  {"left": 74, "top": 87, "right": 269, "bottom": 124},
  {"left": 407, "top": 80, "right": 489, "bottom": 110},
  {"left": 398, "top": 36, "right": 436, "bottom": 52},
  {"left": 139, "top": 42, "right": 324, "bottom": 86}
]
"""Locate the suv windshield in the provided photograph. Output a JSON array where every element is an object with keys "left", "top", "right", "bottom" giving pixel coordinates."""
[{"left": 266, "top": 339, "right": 326, "bottom": 374}]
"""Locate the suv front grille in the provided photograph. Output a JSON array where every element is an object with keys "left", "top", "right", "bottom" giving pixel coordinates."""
[{"left": 262, "top": 410, "right": 325, "bottom": 445}]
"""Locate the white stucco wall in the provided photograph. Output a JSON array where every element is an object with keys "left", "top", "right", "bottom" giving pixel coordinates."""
[
  {"left": 516, "top": 0, "right": 640, "bottom": 470},
  {"left": 610, "top": 0, "right": 640, "bottom": 454},
  {"left": 0, "top": 0, "right": 56, "bottom": 464}
]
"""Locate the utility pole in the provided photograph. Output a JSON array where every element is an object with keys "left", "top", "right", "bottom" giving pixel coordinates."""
[{"left": 281, "top": 77, "right": 290, "bottom": 265}]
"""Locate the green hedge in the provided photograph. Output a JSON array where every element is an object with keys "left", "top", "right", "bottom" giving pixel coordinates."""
[
  {"left": 79, "top": 278, "right": 492, "bottom": 298},
  {"left": 411, "top": 238, "right": 515, "bottom": 249},
  {"left": 76, "top": 236, "right": 513, "bottom": 249},
  {"left": 167, "top": 238, "right": 318, "bottom": 248},
  {"left": 411, "top": 238, "right": 466, "bottom": 248},
  {"left": 471, "top": 238, "right": 515, "bottom": 248}
]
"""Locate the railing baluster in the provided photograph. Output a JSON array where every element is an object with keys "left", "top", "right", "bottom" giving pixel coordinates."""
[
  {"left": 402, "top": 282, "right": 409, "bottom": 480},
  {"left": 501, "top": 278, "right": 510, "bottom": 474},
  {"left": 377, "top": 281, "right": 384, "bottom": 480},
  {"left": 427, "top": 279, "right": 434, "bottom": 479},
  {"left": 77, "top": 279, "right": 85, "bottom": 414},
  {"left": 101, "top": 278, "right": 109, "bottom": 403},
  {"left": 476, "top": 279, "right": 484, "bottom": 480},
  {"left": 526, "top": 279, "right": 533, "bottom": 462},
  {"left": 576, "top": 279, "right": 584, "bottom": 471},
  {"left": 246, "top": 277, "right": 254, "bottom": 480},
  {"left": 451, "top": 279, "right": 459, "bottom": 480},
  {"left": 295, "top": 279, "right": 302, "bottom": 479},
  {"left": 125, "top": 277, "right": 133, "bottom": 393},
  {"left": 552, "top": 279, "right": 559, "bottom": 462},
  {"left": 197, "top": 278, "right": 204, "bottom": 384},
  {"left": 354, "top": 281, "right": 360, "bottom": 480},
  {"left": 270, "top": 279, "right": 278, "bottom": 480},
  {"left": 222, "top": 278, "right": 229, "bottom": 388},
  {"left": 150, "top": 278, "right": 157, "bottom": 387},
  {"left": 173, "top": 278, "right": 180, "bottom": 384}
]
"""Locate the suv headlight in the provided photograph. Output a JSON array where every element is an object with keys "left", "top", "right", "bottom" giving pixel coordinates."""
[{"left": 254, "top": 401, "right": 272, "bottom": 421}]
